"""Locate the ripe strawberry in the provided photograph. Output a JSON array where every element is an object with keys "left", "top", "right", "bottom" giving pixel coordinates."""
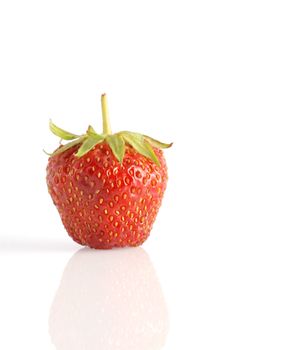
[{"left": 46, "top": 94, "right": 172, "bottom": 249}]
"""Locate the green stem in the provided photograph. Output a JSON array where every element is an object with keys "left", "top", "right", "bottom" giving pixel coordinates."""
[{"left": 101, "top": 93, "right": 112, "bottom": 135}]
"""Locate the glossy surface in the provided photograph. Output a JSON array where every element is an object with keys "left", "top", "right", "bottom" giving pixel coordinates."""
[
  {"left": 49, "top": 248, "right": 169, "bottom": 349},
  {"left": 47, "top": 143, "right": 168, "bottom": 248},
  {"left": 1, "top": 0, "right": 283, "bottom": 348}
]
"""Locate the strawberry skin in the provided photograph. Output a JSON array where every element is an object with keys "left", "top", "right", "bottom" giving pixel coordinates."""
[
  {"left": 47, "top": 142, "right": 168, "bottom": 249},
  {"left": 46, "top": 94, "right": 172, "bottom": 249}
]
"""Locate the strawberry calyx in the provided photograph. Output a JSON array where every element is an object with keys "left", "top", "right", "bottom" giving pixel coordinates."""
[{"left": 47, "top": 94, "right": 172, "bottom": 166}]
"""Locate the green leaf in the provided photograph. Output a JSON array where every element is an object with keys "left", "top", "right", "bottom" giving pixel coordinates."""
[
  {"left": 106, "top": 134, "right": 125, "bottom": 163},
  {"left": 75, "top": 134, "right": 104, "bottom": 158},
  {"left": 143, "top": 135, "right": 173, "bottom": 149},
  {"left": 121, "top": 132, "right": 160, "bottom": 166},
  {"left": 43, "top": 149, "right": 52, "bottom": 156},
  {"left": 49, "top": 120, "right": 80, "bottom": 140},
  {"left": 86, "top": 125, "right": 97, "bottom": 136},
  {"left": 50, "top": 137, "right": 85, "bottom": 157}
]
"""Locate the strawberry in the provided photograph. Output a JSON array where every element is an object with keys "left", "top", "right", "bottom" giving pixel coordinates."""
[{"left": 46, "top": 94, "right": 172, "bottom": 249}]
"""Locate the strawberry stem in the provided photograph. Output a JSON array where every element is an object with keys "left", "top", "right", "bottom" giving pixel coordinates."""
[{"left": 101, "top": 93, "right": 112, "bottom": 135}]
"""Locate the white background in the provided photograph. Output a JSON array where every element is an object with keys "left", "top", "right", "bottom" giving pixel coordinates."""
[{"left": 0, "top": 0, "right": 283, "bottom": 349}]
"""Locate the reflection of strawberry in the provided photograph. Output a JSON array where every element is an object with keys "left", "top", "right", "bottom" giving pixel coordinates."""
[
  {"left": 49, "top": 248, "right": 169, "bottom": 349},
  {"left": 46, "top": 94, "right": 172, "bottom": 249}
]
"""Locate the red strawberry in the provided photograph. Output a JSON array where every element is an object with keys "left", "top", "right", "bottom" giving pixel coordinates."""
[{"left": 46, "top": 94, "right": 172, "bottom": 249}]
